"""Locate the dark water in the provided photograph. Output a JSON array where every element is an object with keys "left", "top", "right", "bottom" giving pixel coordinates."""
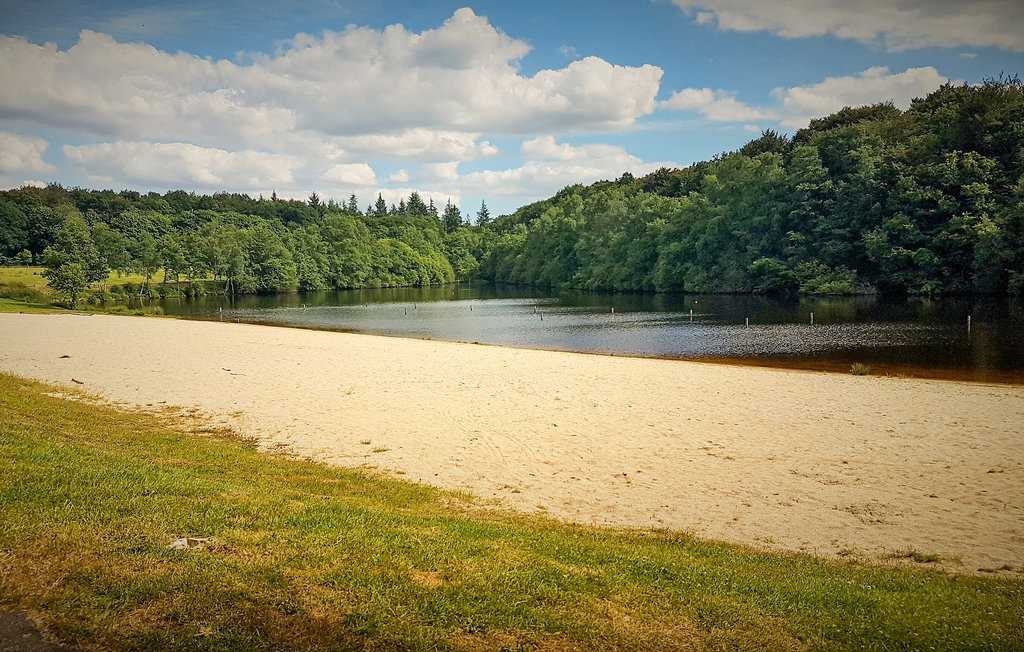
[{"left": 156, "top": 283, "right": 1024, "bottom": 383}]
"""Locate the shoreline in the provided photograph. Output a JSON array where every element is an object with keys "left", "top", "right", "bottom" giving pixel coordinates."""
[
  {"left": 174, "top": 312, "right": 1024, "bottom": 387},
  {"left": 1, "top": 311, "right": 1022, "bottom": 573}
]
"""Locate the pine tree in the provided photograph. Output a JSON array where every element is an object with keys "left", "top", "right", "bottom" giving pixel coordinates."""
[
  {"left": 373, "top": 194, "right": 388, "bottom": 218},
  {"left": 407, "top": 192, "right": 428, "bottom": 216},
  {"left": 476, "top": 199, "right": 491, "bottom": 226},
  {"left": 442, "top": 200, "right": 463, "bottom": 234},
  {"left": 347, "top": 194, "right": 359, "bottom": 213}
]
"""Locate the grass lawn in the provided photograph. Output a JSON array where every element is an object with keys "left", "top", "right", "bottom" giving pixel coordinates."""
[
  {"left": 0, "top": 297, "right": 67, "bottom": 313},
  {"left": 0, "top": 372, "right": 1021, "bottom": 651},
  {"left": 0, "top": 266, "right": 170, "bottom": 289}
]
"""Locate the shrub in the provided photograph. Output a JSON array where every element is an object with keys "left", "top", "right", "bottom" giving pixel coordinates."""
[{"left": 850, "top": 363, "right": 871, "bottom": 375}]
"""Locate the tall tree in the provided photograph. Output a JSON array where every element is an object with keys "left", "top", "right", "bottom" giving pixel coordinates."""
[
  {"left": 407, "top": 192, "right": 428, "bottom": 216},
  {"left": 442, "top": 200, "right": 463, "bottom": 234},
  {"left": 42, "top": 213, "right": 105, "bottom": 308},
  {"left": 476, "top": 200, "right": 491, "bottom": 226},
  {"left": 373, "top": 194, "right": 388, "bottom": 218}
]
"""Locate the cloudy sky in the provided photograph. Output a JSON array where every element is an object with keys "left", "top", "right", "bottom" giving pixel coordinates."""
[{"left": 1, "top": 0, "right": 1022, "bottom": 216}]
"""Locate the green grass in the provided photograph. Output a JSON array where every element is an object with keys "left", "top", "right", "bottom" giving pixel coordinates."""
[
  {"left": 0, "top": 266, "right": 170, "bottom": 289},
  {"left": 849, "top": 363, "right": 872, "bottom": 376},
  {"left": 0, "top": 372, "right": 1021, "bottom": 651},
  {"left": 0, "top": 296, "right": 67, "bottom": 313}
]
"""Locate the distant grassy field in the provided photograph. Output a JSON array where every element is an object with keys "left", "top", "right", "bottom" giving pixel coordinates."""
[
  {"left": 0, "top": 266, "right": 169, "bottom": 288},
  {"left": 0, "top": 372, "right": 1021, "bottom": 651}
]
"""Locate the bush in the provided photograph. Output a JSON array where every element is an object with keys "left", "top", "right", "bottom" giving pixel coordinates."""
[
  {"left": 850, "top": 363, "right": 871, "bottom": 375},
  {"left": 0, "top": 281, "right": 54, "bottom": 305}
]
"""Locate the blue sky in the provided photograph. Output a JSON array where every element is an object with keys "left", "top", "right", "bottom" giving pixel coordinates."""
[{"left": 1, "top": 0, "right": 1023, "bottom": 216}]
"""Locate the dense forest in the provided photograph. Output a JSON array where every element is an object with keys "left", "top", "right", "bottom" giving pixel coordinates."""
[
  {"left": 482, "top": 78, "right": 1024, "bottom": 296},
  {"left": 2, "top": 78, "right": 1023, "bottom": 305},
  {"left": 0, "top": 185, "right": 488, "bottom": 306}
]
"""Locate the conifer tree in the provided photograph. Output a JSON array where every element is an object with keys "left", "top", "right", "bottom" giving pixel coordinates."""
[
  {"left": 442, "top": 200, "right": 463, "bottom": 234},
  {"left": 476, "top": 199, "right": 491, "bottom": 226}
]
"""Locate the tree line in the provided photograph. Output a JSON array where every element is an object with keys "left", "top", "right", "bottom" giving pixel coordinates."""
[
  {"left": 479, "top": 78, "right": 1024, "bottom": 296},
  {"left": 3, "top": 78, "right": 1023, "bottom": 306},
  {"left": 0, "top": 185, "right": 492, "bottom": 307}
]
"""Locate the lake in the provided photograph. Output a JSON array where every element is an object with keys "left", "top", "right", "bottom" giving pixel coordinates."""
[{"left": 157, "top": 283, "right": 1024, "bottom": 383}]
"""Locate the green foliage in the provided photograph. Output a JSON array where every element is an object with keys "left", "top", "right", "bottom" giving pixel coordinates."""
[
  {"left": 479, "top": 79, "right": 1024, "bottom": 296},
  {"left": 42, "top": 212, "right": 106, "bottom": 308},
  {"left": 1, "top": 185, "right": 467, "bottom": 296},
  {"left": 2, "top": 372, "right": 1023, "bottom": 651}
]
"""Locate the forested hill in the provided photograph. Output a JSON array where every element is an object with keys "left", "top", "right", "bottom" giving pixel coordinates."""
[
  {"left": 2, "top": 79, "right": 1023, "bottom": 300},
  {"left": 480, "top": 79, "right": 1024, "bottom": 295}
]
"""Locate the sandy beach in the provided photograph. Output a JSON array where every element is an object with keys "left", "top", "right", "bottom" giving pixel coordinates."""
[{"left": 1, "top": 312, "right": 1021, "bottom": 572}]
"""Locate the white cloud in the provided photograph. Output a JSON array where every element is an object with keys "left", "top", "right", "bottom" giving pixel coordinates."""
[
  {"left": 0, "top": 8, "right": 662, "bottom": 159},
  {"left": 0, "top": 132, "right": 56, "bottom": 174},
  {"left": 322, "top": 163, "right": 377, "bottom": 186},
  {"left": 771, "top": 66, "right": 952, "bottom": 127},
  {"left": 335, "top": 129, "right": 498, "bottom": 162},
  {"left": 63, "top": 141, "right": 302, "bottom": 189},
  {"left": 657, "top": 66, "right": 952, "bottom": 129},
  {"left": 658, "top": 88, "right": 777, "bottom": 121},
  {"left": 457, "top": 137, "right": 674, "bottom": 197},
  {"left": 423, "top": 161, "right": 461, "bottom": 182},
  {"left": 671, "top": 0, "right": 1024, "bottom": 51},
  {"left": 557, "top": 45, "right": 579, "bottom": 59}
]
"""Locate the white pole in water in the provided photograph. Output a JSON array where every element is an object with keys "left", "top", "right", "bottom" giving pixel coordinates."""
[
  {"left": 810, "top": 312, "right": 814, "bottom": 325},
  {"left": 611, "top": 307, "right": 615, "bottom": 314},
  {"left": 968, "top": 315, "right": 971, "bottom": 334},
  {"left": 690, "top": 308, "right": 694, "bottom": 322},
  {"left": 745, "top": 317, "right": 749, "bottom": 327}
]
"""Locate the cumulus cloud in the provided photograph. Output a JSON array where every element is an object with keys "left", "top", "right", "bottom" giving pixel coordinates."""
[
  {"left": 0, "top": 7, "right": 662, "bottom": 155},
  {"left": 63, "top": 141, "right": 302, "bottom": 189},
  {"left": 771, "top": 66, "right": 952, "bottom": 127},
  {"left": 457, "top": 137, "right": 673, "bottom": 197},
  {"left": 322, "top": 163, "right": 377, "bottom": 186},
  {"left": 670, "top": 0, "right": 1024, "bottom": 51},
  {"left": 658, "top": 66, "right": 951, "bottom": 129},
  {"left": 0, "top": 132, "right": 56, "bottom": 174},
  {"left": 335, "top": 129, "right": 498, "bottom": 162},
  {"left": 658, "top": 88, "right": 777, "bottom": 121}
]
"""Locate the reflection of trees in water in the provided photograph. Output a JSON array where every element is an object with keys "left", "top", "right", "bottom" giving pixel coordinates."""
[{"left": 154, "top": 283, "right": 1024, "bottom": 380}]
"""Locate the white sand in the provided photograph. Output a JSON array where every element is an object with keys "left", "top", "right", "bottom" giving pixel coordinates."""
[{"left": 1, "top": 312, "right": 1022, "bottom": 571}]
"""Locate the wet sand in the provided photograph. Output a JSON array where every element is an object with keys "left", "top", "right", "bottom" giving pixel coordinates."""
[{"left": 1, "top": 312, "right": 1021, "bottom": 572}]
